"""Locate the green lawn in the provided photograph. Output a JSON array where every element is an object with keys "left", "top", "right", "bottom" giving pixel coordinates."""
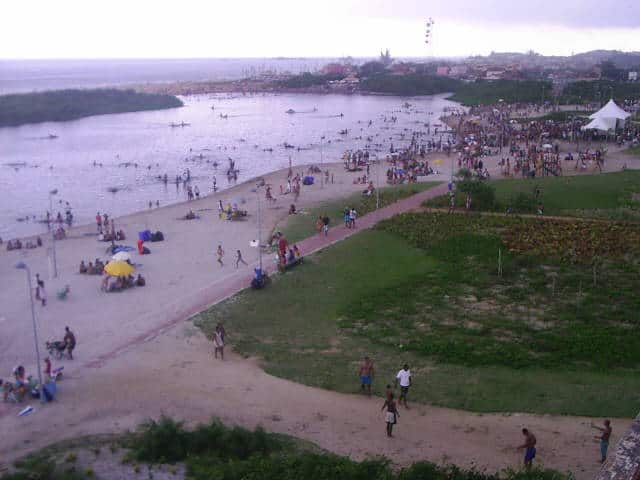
[
  {"left": 626, "top": 146, "right": 640, "bottom": 156},
  {"left": 426, "top": 170, "right": 640, "bottom": 220},
  {"left": 278, "top": 182, "right": 440, "bottom": 243},
  {"left": 194, "top": 215, "right": 640, "bottom": 417}
]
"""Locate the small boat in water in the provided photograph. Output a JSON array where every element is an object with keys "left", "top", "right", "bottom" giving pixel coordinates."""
[
  {"left": 285, "top": 109, "right": 296, "bottom": 114},
  {"left": 47, "top": 133, "right": 58, "bottom": 139},
  {"left": 170, "top": 122, "right": 190, "bottom": 128}
]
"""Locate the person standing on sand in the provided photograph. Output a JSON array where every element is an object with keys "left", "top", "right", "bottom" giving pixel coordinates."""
[
  {"left": 322, "top": 214, "right": 330, "bottom": 236},
  {"left": 592, "top": 419, "right": 612, "bottom": 463},
  {"left": 216, "top": 245, "right": 224, "bottom": 267},
  {"left": 358, "top": 356, "right": 374, "bottom": 396},
  {"left": 381, "top": 393, "right": 399, "bottom": 437},
  {"left": 235, "top": 250, "right": 248, "bottom": 268},
  {"left": 516, "top": 428, "right": 537, "bottom": 470},
  {"left": 96, "top": 212, "right": 102, "bottom": 233},
  {"left": 394, "top": 364, "right": 411, "bottom": 409}
]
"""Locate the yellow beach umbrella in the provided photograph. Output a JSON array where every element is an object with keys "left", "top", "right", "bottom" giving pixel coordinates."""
[
  {"left": 433, "top": 159, "right": 443, "bottom": 165},
  {"left": 104, "top": 261, "right": 135, "bottom": 277}
]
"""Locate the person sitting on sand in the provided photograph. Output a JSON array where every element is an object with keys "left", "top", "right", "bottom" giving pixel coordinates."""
[
  {"left": 289, "top": 204, "right": 296, "bottom": 215},
  {"left": 87, "top": 262, "right": 96, "bottom": 275},
  {"left": 79, "top": 260, "right": 87, "bottom": 274},
  {"left": 135, "top": 274, "right": 146, "bottom": 286},
  {"left": 185, "top": 210, "right": 196, "bottom": 220}
]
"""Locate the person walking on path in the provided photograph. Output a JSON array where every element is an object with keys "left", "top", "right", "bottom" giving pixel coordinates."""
[
  {"left": 381, "top": 393, "right": 399, "bottom": 437},
  {"left": 212, "top": 327, "right": 224, "bottom": 360},
  {"left": 235, "top": 249, "right": 248, "bottom": 268},
  {"left": 96, "top": 212, "right": 102, "bottom": 233},
  {"left": 395, "top": 364, "right": 411, "bottom": 409},
  {"left": 64, "top": 326, "right": 76, "bottom": 360},
  {"left": 216, "top": 245, "right": 224, "bottom": 267},
  {"left": 322, "top": 214, "right": 330, "bottom": 236},
  {"left": 592, "top": 420, "right": 612, "bottom": 463},
  {"left": 358, "top": 356, "right": 374, "bottom": 396},
  {"left": 349, "top": 207, "right": 357, "bottom": 228},
  {"left": 35, "top": 274, "right": 46, "bottom": 306},
  {"left": 517, "top": 428, "right": 537, "bottom": 470}
]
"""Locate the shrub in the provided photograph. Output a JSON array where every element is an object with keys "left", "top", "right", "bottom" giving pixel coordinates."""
[{"left": 457, "top": 180, "right": 496, "bottom": 210}]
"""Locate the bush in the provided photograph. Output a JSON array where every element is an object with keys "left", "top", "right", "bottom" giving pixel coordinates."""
[{"left": 457, "top": 180, "right": 496, "bottom": 210}]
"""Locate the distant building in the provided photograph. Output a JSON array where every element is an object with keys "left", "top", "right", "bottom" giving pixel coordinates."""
[
  {"left": 486, "top": 70, "right": 505, "bottom": 80},
  {"left": 448, "top": 65, "right": 468, "bottom": 77},
  {"left": 321, "top": 63, "right": 354, "bottom": 76},
  {"left": 436, "top": 66, "right": 450, "bottom": 76},
  {"left": 630, "top": 71, "right": 638, "bottom": 82}
]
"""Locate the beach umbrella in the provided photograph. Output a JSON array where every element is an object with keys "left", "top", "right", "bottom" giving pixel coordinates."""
[
  {"left": 433, "top": 159, "right": 443, "bottom": 165},
  {"left": 104, "top": 261, "right": 135, "bottom": 277},
  {"left": 111, "top": 251, "right": 131, "bottom": 262}
]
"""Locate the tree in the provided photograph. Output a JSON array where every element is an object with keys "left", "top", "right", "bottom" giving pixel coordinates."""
[
  {"left": 599, "top": 60, "right": 624, "bottom": 81},
  {"left": 359, "top": 61, "right": 387, "bottom": 78}
]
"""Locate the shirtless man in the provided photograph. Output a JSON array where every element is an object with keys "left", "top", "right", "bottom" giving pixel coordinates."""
[
  {"left": 517, "top": 428, "right": 537, "bottom": 470},
  {"left": 358, "top": 356, "right": 374, "bottom": 396},
  {"left": 592, "top": 419, "right": 612, "bottom": 463}
]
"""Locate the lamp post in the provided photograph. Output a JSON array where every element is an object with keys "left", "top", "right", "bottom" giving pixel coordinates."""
[
  {"left": 320, "top": 136, "right": 325, "bottom": 189},
  {"left": 251, "top": 184, "right": 263, "bottom": 272},
  {"left": 15, "top": 261, "right": 45, "bottom": 404},
  {"left": 48, "top": 189, "right": 58, "bottom": 278}
]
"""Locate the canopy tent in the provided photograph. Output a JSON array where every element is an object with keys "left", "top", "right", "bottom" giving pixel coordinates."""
[
  {"left": 581, "top": 117, "right": 617, "bottom": 132},
  {"left": 589, "top": 99, "right": 631, "bottom": 121}
]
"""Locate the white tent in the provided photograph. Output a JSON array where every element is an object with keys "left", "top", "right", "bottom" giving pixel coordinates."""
[
  {"left": 581, "top": 116, "right": 617, "bottom": 132},
  {"left": 589, "top": 99, "right": 631, "bottom": 121}
]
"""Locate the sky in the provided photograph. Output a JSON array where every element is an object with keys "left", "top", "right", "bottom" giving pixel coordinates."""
[{"left": 1, "top": 0, "right": 639, "bottom": 59}]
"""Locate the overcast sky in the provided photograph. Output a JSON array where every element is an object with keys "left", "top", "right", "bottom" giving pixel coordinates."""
[{"left": 2, "top": 0, "right": 639, "bottom": 59}]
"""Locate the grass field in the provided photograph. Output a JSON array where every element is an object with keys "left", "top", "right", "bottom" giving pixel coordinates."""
[
  {"left": 278, "top": 182, "right": 440, "bottom": 243},
  {"left": 195, "top": 213, "right": 640, "bottom": 417},
  {"left": 426, "top": 170, "right": 640, "bottom": 220},
  {"left": 627, "top": 146, "right": 640, "bottom": 156}
]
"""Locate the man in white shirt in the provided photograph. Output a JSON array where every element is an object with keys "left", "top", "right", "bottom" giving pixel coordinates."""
[{"left": 394, "top": 364, "right": 412, "bottom": 409}]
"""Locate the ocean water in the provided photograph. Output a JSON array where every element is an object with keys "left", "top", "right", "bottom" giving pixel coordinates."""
[
  {"left": 0, "top": 58, "right": 346, "bottom": 94},
  {"left": 0, "top": 91, "right": 459, "bottom": 239}
]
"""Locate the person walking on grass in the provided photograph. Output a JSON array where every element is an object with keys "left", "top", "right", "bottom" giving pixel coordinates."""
[
  {"left": 358, "top": 356, "right": 374, "bottom": 396},
  {"left": 212, "top": 328, "right": 224, "bottom": 360},
  {"left": 381, "top": 393, "right": 399, "bottom": 437},
  {"left": 394, "top": 364, "right": 411, "bottom": 409},
  {"left": 216, "top": 245, "right": 224, "bottom": 267},
  {"left": 592, "top": 419, "right": 612, "bottom": 463},
  {"left": 235, "top": 249, "right": 248, "bottom": 268},
  {"left": 516, "top": 428, "right": 537, "bottom": 470}
]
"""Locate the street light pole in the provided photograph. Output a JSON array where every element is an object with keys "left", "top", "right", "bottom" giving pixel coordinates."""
[
  {"left": 320, "top": 136, "right": 325, "bottom": 189},
  {"left": 257, "top": 186, "right": 263, "bottom": 272},
  {"left": 49, "top": 189, "right": 58, "bottom": 278},
  {"left": 376, "top": 156, "right": 380, "bottom": 210},
  {"left": 16, "top": 261, "right": 45, "bottom": 404}
]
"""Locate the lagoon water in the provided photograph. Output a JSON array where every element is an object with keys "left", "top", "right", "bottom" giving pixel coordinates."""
[{"left": 0, "top": 92, "right": 460, "bottom": 238}]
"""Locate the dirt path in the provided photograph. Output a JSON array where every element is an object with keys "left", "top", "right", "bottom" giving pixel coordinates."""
[{"left": 0, "top": 181, "right": 628, "bottom": 479}]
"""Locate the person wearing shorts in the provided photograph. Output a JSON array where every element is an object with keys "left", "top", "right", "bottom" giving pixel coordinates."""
[
  {"left": 358, "top": 356, "right": 374, "bottom": 396},
  {"left": 394, "top": 364, "right": 411, "bottom": 408},
  {"left": 381, "top": 393, "right": 399, "bottom": 437},
  {"left": 517, "top": 428, "right": 537, "bottom": 469}
]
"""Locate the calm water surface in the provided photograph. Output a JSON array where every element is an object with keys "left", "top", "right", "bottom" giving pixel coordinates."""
[{"left": 0, "top": 93, "right": 460, "bottom": 238}]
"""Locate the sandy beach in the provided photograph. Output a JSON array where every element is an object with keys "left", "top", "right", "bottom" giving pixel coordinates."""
[{"left": 1, "top": 144, "right": 638, "bottom": 478}]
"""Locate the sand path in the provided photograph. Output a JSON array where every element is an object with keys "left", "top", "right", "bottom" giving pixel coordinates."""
[{"left": 1, "top": 148, "right": 638, "bottom": 478}]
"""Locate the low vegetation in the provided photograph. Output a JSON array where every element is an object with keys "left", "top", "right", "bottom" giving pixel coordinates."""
[
  {"left": 560, "top": 79, "right": 640, "bottom": 104},
  {"left": 277, "top": 72, "right": 346, "bottom": 89},
  {"left": 359, "top": 74, "right": 460, "bottom": 96},
  {"left": 2, "top": 416, "right": 571, "bottom": 480},
  {"left": 449, "top": 80, "right": 552, "bottom": 106},
  {"left": 0, "top": 88, "right": 183, "bottom": 127}
]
